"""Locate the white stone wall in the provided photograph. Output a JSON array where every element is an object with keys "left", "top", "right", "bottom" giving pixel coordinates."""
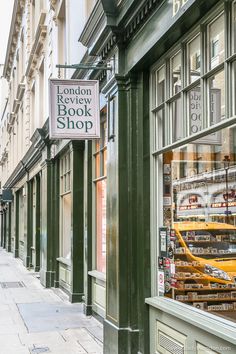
[{"left": 0, "top": 0, "right": 90, "bottom": 186}]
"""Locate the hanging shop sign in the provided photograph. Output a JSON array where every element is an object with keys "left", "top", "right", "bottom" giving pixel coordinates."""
[
  {"left": 2, "top": 189, "right": 13, "bottom": 202},
  {"left": 49, "top": 79, "right": 100, "bottom": 139}
]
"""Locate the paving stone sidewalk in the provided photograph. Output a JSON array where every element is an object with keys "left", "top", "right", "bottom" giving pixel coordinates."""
[{"left": 0, "top": 248, "right": 103, "bottom": 354}]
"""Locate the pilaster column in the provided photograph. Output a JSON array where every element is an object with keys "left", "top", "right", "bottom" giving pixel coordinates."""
[
  {"left": 6, "top": 203, "right": 12, "bottom": 252},
  {"left": 34, "top": 174, "right": 41, "bottom": 272},
  {"left": 70, "top": 140, "right": 85, "bottom": 303},
  {"left": 40, "top": 152, "right": 59, "bottom": 287},
  {"left": 103, "top": 73, "right": 151, "bottom": 354},
  {"left": 23, "top": 181, "right": 32, "bottom": 267},
  {"left": 83, "top": 140, "right": 93, "bottom": 315},
  {"left": 14, "top": 192, "right": 19, "bottom": 257}
]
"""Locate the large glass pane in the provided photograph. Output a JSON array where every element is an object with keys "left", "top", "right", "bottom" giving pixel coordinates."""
[
  {"left": 96, "top": 179, "right": 107, "bottom": 273},
  {"left": 61, "top": 193, "right": 71, "bottom": 259},
  {"left": 171, "top": 52, "right": 182, "bottom": 96},
  {"left": 154, "top": 109, "right": 165, "bottom": 150},
  {"left": 233, "top": 2, "right": 236, "bottom": 54},
  {"left": 94, "top": 113, "right": 107, "bottom": 274},
  {"left": 188, "top": 35, "right": 201, "bottom": 84},
  {"left": 171, "top": 98, "right": 183, "bottom": 142},
  {"left": 208, "top": 14, "right": 225, "bottom": 69},
  {"left": 155, "top": 66, "right": 165, "bottom": 106},
  {"left": 208, "top": 70, "right": 225, "bottom": 125},
  {"left": 159, "top": 125, "right": 236, "bottom": 321}
]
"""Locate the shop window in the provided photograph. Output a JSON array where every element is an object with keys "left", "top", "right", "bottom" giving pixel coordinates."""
[
  {"left": 187, "top": 35, "right": 201, "bottom": 84},
  {"left": 154, "top": 109, "right": 166, "bottom": 150},
  {"left": 208, "top": 70, "right": 225, "bottom": 124},
  {"left": 208, "top": 14, "right": 224, "bottom": 70},
  {"left": 171, "top": 98, "right": 183, "bottom": 142},
  {"left": 94, "top": 108, "right": 107, "bottom": 273},
  {"left": 151, "top": 5, "right": 236, "bottom": 323},
  {"left": 155, "top": 66, "right": 165, "bottom": 106},
  {"left": 158, "top": 126, "right": 236, "bottom": 322},
  {"left": 170, "top": 52, "right": 182, "bottom": 96},
  {"left": 151, "top": 13, "right": 229, "bottom": 148},
  {"left": 60, "top": 150, "right": 71, "bottom": 259},
  {"left": 233, "top": 1, "right": 236, "bottom": 54}
]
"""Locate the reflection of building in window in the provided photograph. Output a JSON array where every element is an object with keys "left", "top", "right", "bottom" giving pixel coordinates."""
[
  {"left": 188, "top": 35, "right": 201, "bottom": 83},
  {"left": 60, "top": 150, "right": 71, "bottom": 259},
  {"left": 209, "top": 14, "right": 224, "bottom": 69},
  {"left": 179, "top": 147, "right": 187, "bottom": 178},
  {"left": 171, "top": 52, "right": 181, "bottom": 95},
  {"left": 211, "top": 38, "right": 219, "bottom": 58},
  {"left": 94, "top": 107, "right": 107, "bottom": 273},
  {"left": 191, "top": 51, "right": 201, "bottom": 70}
]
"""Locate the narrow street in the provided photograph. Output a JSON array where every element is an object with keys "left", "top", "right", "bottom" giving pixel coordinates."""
[{"left": 0, "top": 248, "right": 103, "bottom": 354}]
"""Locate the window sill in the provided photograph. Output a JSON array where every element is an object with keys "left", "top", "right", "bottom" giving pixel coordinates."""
[
  {"left": 145, "top": 296, "right": 236, "bottom": 345},
  {"left": 57, "top": 257, "right": 71, "bottom": 268},
  {"left": 88, "top": 270, "right": 106, "bottom": 282}
]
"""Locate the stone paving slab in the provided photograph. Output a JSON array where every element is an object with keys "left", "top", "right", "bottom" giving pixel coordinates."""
[{"left": 0, "top": 248, "right": 103, "bottom": 354}]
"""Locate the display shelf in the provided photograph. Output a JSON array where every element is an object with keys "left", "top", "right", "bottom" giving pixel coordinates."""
[
  {"left": 177, "top": 298, "right": 236, "bottom": 302},
  {"left": 174, "top": 286, "right": 236, "bottom": 291},
  {"left": 191, "top": 253, "right": 235, "bottom": 256},
  {"left": 183, "top": 240, "right": 220, "bottom": 243},
  {"left": 208, "top": 309, "right": 236, "bottom": 312},
  {"left": 175, "top": 277, "right": 207, "bottom": 280}
]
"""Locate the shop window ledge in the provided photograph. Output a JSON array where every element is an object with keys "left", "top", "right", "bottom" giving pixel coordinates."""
[
  {"left": 145, "top": 296, "right": 236, "bottom": 345},
  {"left": 88, "top": 270, "right": 106, "bottom": 282},
  {"left": 56, "top": 257, "right": 71, "bottom": 267}
]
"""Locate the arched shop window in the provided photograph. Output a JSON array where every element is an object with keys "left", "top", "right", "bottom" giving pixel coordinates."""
[{"left": 151, "top": 2, "right": 236, "bottom": 322}]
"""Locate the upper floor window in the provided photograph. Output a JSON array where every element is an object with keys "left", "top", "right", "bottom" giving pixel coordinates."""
[{"left": 57, "top": 0, "right": 66, "bottom": 71}]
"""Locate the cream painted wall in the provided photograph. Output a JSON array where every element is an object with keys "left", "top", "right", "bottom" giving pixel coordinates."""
[{"left": 0, "top": 0, "right": 92, "bottom": 187}]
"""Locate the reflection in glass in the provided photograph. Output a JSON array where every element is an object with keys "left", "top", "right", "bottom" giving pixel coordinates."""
[
  {"left": 188, "top": 87, "right": 202, "bottom": 135},
  {"left": 171, "top": 52, "right": 181, "bottom": 95},
  {"left": 209, "top": 14, "right": 225, "bottom": 69},
  {"left": 172, "top": 98, "right": 183, "bottom": 142},
  {"left": 154, "top": 109, "right": 165, "bottom": 150},
  {"left": 188, "top": 35, "right": 201, "bottom": 84},
  {"left": 155, "top": 66, "right": 165, "bottom": 106},
  {"left": 234, "top": 2, "right": 236, "bottom": 53},
  {"left": 208, "top": 70, "right": 225, "bottom": 125},
  {"left": 96, "top": 179, "right": 107, "bottom": 273},
  {"left": 161, "top": 125, "right": 236, "bottom": 321}
]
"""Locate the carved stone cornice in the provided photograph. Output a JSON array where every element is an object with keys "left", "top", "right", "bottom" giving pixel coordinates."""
[
  {"left": 3, "top": 0, "right": 26, "bottom": 81},
  {"left": 26, "top": 11, "right": 47, "bottom": 77},
  {"left": 79, "top": 0, "right": 163, "bottom": 62},
  {"left": 122, "top": 0, "right": 163, "bottom": 43}
]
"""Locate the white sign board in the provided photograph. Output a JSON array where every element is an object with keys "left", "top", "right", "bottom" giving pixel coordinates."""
[{"left": 49, "top": 79, "right": 100, "bottom": 139}]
